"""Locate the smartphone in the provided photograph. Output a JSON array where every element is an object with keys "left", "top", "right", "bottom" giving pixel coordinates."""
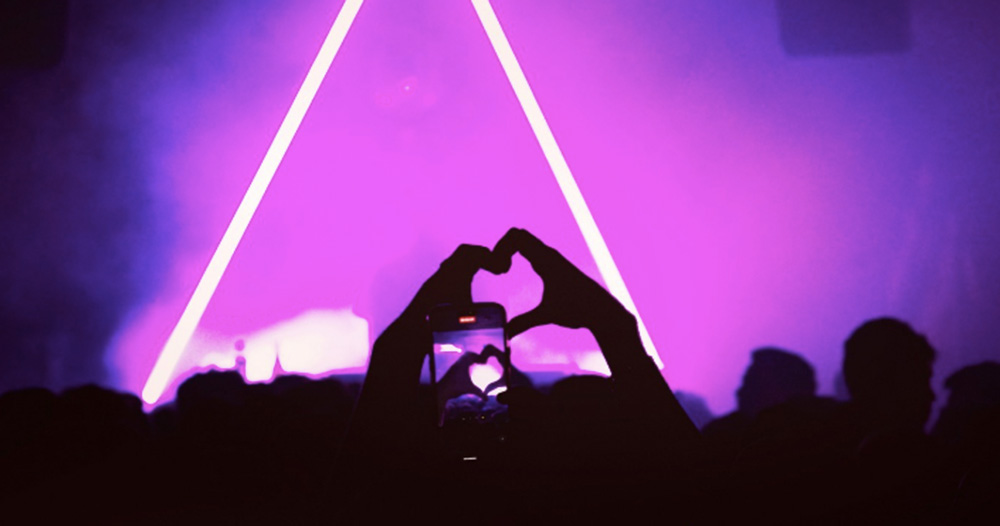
[{"left": 427, "top": 302, "right": 510, "bottom": 427}]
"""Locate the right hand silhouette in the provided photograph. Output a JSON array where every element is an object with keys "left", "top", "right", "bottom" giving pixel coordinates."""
[{"left": 492, "top": 227, "right": 632, "bottom": 338}]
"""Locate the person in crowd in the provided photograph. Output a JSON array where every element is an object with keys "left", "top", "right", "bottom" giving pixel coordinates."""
[
  {"left": 338, "top": 227, "right": 702, "bottom": 522},
  {"left": 931, "top": 361, "right": 1000, "bottom": 523},
  {"left": 7, "top": 231, "right": 1000, "bottom": 523},
  {"left": 842, "top": 317, "right": 936, "bottom": 436},
  {"left": 717, "top": 317, "right": 947, "bottom": 524},
  {"left": 702, "top": 347, "right": 817, "bottom": 457}
]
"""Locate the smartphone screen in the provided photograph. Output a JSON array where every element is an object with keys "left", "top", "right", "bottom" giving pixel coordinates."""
[
  {"left": 433, "top": 327, "right": 506, "bottom": 393},
  {"left": 428, "top": 303, "right": 509, "bottom": 426}
]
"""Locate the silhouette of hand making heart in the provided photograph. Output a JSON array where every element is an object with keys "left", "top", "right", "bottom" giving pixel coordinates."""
[
  {"left": 373, "top": 227, "right": 638, "bottom": 399},
  {"left": 491, "top": 227, "right": 631, "bottom": 337}
]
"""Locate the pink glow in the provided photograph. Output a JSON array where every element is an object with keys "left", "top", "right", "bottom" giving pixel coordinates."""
[
  {"left": 469, "top": 358, "right": 503, "bottom": 393},
  {"left": 107, "top": 0, "right": 992, "bottom": 416},
  {"left": 140, "top": 0, "right": 364, "bottom": 403},
  {"left": 472, "top": 0, "right": 663, "bottom": 368}
]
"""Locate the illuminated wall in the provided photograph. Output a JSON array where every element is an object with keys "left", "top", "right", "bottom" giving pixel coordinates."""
[{"left": 86, "top": 0, "right": 1000, "bottom": 414}]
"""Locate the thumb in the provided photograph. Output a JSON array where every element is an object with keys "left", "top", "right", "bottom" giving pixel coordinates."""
[{"left": 507, "top": 307, "right": 549, "bottom": 339}]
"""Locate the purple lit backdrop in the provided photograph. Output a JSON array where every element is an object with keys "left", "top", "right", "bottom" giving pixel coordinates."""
[{"left": 99, "top": 0, "right": 1000, "bottom": 414}]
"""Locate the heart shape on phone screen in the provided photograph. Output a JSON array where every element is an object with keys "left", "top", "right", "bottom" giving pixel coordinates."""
[{"left": 469, "top": 356, "right": 503, "bottom": 394}]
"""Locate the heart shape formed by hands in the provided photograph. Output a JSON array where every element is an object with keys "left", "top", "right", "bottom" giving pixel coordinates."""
[
  {"left": 483, "top": 228, "right": 625, "bottom": 339},
  {"left": 422, "top": 228, "right": 626, "bottom": 347},
  {"left": 468, "top": 356, "right": 504, "bottom": 394}
]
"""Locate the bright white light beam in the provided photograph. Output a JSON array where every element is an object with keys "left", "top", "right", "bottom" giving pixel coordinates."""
[
  {"left": 142, "top": 0, "right": 365, "bottom": 404},
  {"left": 471, "top": 0, "right": 664, "bottom": 369}
]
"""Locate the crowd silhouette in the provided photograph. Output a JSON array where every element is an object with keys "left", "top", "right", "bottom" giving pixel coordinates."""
[{"left": 1, "top": 228, "right": 998, "bottom": 524}]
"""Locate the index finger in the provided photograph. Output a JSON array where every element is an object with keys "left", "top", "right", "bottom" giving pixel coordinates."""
[
  {"left": 481, "top": 343, "right": 503, "bottom": 361},
  {"left": 422, "top": 244, "right": 493, "bottom": 307},
  {"left": 493, "top": 228, "right": 554, "bottom": 272},
  {"left": 440, "top": 244, "right": 493, "bottom": 275}
]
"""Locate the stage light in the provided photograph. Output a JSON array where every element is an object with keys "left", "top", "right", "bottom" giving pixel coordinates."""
[
  {"left": 141, "top": 0, "right": 365, "bottom": 404},
  {"left": 471, "top": 0, "right": 664, "bottom": 368},
  {"left": 144, "top": 0, "right": 663, "bottom": 404}
]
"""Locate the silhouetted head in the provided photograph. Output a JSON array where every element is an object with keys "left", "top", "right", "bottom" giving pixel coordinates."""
[
  {"left": 843, "top": 318, "right": 935, "bottom": 429},
  {"left": 56, "top": 385, "right": 148, "bottom": 455},
  {"left": 736, "top": 347, "right": 816, "bottom": 417},
  {"left": 932, "top": 361, "right": 1000, "bottom": 446},
  {"left": 0, "top": 387, "right": 56, "bottom": 448},
  {"left": 943, "top": 361, "right": 1000, "bottom": 407},
  {"left": 175, "top": 370, "right": 247, "bottom": 424}
]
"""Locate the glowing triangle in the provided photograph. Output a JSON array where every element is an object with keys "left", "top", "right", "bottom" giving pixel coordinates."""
[
  {"left": 471, "top": 0, "right": 663, "bottom": 369},
  {"left": 142, "top": 0, "right": 661, "bottom": 404}
]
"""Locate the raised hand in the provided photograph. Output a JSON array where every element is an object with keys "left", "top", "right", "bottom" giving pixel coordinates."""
[
  {"left": 356, "top": 243, "right": 507, "bottom": 430},
  {"left": 342, "top": 245, "right": 507, "bottom": 513},
  {"left": 403, "top": 244, "right": 508, "bottom": 319},
  {"left": 493, "top": 228, "right": 701, "bottom": 451},
  {"left": 492, "top": 227, "right": 632, "bottom": 339}
]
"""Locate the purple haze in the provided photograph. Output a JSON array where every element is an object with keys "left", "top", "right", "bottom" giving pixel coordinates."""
[{"left": 106, "top": 0, "right": 1000, "bottom": 414}]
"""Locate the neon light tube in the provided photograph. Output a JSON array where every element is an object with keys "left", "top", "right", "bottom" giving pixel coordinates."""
[
  {"left": 471, "top": 0, "right": 664, "bottom": 369},
  {"left": 142, "top": 0, "right": 365, "bottom": 404}
]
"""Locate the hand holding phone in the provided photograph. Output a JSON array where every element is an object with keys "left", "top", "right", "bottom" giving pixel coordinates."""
[{"left": 428, "top": 302, "right": 510, "bottom": 426}]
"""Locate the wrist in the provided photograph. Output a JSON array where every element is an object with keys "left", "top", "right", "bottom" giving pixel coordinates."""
[
  {"left": 587, "top": 307, "right": 637, "bottom": 342},
  {"left": 588, "top": 311, "right": 648, "bottom": 374},
  {"left": 369, "top": 315, "right": 430, "bottom": 381}
]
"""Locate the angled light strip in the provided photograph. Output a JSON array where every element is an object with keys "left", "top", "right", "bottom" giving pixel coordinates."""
[
  {"left": 142, "top": 0, "right": 365, "bottom": 404},
  {"left": 471, "top": 0, "right": 664, "bottom": 369}
]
